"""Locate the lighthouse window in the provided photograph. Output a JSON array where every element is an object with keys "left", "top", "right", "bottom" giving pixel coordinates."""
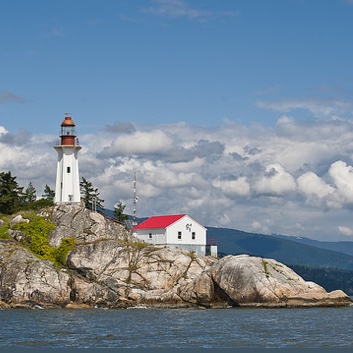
[
  {"left": 192, "top": 232, "right": 196, "bottom": 240},
  {"left": 178, "top": 231, "right": 182, "bottom": 240},
  {"left": 148, "top": 233, "right": 152, "bottom": 239},
  {"left": 67, "top": 167, "right": 71, "bottom": 173}
]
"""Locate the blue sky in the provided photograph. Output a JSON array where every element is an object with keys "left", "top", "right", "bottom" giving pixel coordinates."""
[{"left": 2, "top": 0, "right": 353, "bottom": 241}]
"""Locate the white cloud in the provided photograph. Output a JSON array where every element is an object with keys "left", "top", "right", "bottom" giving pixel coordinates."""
[
  {"left": 338, "top": 226, "right": 353, "bottom": 237},
  {"left": 0, "top": 126, "right": 8, "bottom": 136},
  {"left": 254, "top": 164, "right": 297, "bottom": 196},
  {"left": 4, "top": 116, "right": 353, "bottom": 241},
  {"left": 329, "top": 160, "right": 353, "bottom": 205},
  {"left": 108, "top": 130, "right": 173, "bottom": 155},
  {"left": 214, "top": 177, "right": 251, "bottom": 198},
  {"left": 297, "top": 172, "right": 335, "bottom": 199}
]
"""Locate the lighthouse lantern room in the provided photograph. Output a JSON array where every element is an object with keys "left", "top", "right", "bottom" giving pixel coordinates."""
[{"left": 54, "top": 115, "right": 82, "bottom": 204}]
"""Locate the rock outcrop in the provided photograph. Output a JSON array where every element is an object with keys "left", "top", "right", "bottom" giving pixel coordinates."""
[
  {"left": 0, "top": 204, "right": 351, "bottom": 309},
  {"left": 44, "top": 204, "right": 132, "bottom": 247},
  {"left": 209, "top": 255, "right": 350, "bottom": 307}
]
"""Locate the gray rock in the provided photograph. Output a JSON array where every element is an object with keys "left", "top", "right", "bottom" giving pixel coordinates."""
[
  {"left": 1, "top": 205, "right": 351, "bottom": 308},
  {"left": 210, "top": 254, "right": 352, "bottom": 307},
  {"left": 67, "top": 241, "right": 217, "bottom": 307},
  {"left": 0, "top": 240, "right": 122, "bottom": 308},
  {"left": 10, "top": 214, "right": 29, "bottom": 226},
  {"left": 46, "top": 204, "right": 132, "bottom": 247},
  {"left": 8, "top": 229, "right": 25, "bottom": 242}
]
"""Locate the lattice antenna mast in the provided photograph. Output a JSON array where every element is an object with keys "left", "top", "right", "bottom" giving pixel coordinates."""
[{"left": 132, "top": 172, "right": 138, "bottom": 226}]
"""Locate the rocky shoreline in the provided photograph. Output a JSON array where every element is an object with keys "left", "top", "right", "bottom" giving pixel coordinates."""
[{"left": 1, "top": 204, "right": 352, "bottom": 309}]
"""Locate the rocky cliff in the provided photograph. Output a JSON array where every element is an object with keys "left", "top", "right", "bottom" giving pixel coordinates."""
[{"left": 0, "top": 204, "right": 351, "bottom": 309}]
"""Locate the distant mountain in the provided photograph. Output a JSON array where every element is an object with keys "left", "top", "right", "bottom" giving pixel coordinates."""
[
  {"left": 206, "top": 227, "right": 353, "bottom": 270},
  {"left": 271, "top": 233, "right": 353, "bottom": 257}
]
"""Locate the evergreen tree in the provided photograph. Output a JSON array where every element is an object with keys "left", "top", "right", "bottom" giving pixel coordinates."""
[
  {"left": 42, "top": 184, "right": 55, "bottom": 201},
  {"left": 23, "top": 182, "right": 37, "bottom": 204},
  {"left": 0, "top": 171, "right": 24, "bottom": 214},
  {"left": 80, "top": 177, "right": 104, "bottom": 210},
  {"left": 113, "top": 201, "right": 129, "bottom": 223}
]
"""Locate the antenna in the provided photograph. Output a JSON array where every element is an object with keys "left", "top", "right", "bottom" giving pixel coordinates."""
[{"left": 132, "top": 172, "right": 138, "bottom": 226}]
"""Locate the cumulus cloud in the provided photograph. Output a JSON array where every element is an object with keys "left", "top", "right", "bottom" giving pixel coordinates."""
[
  {"left": 254, "top": 164, "right": 297, "bottom": 196},
  {"left": 213, "top": 176, "right": 251, "bottom": 198},
  {"left": 297, "top": 171, "right": 335, "bottom": 202},
  {"left": 4, "top": 116, "right": 353, "bottom": 241},
  {"left": 329, "top": 160, "right": 353, "bottom": 205},
  {"left": 0, "top": 126, "right": 8, "bottom": 136},
  {"left": 100, "top": 129, "right": 173, "bottom": 157}
]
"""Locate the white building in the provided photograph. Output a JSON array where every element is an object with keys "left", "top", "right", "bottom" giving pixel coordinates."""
[
  {"left": 132, "top": 214, "right": 208, "bottom": 256},
  {"left": 54, "top": 115, "right": 81, "bottom": 204}
]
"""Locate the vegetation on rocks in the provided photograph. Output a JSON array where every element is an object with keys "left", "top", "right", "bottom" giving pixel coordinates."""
[{"left": 10, "top": 214, "right": 75, "bottom": 267}]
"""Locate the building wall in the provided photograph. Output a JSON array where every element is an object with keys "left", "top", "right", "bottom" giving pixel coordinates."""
[
  {"left": 132, "top": 215, "right": 207, "bottom": 255},
  {"left": 167, "top": 244, "right": 206, "bottom": 256},
  {"left": 54, "top": 145, "right": 81, "bottom": 203},
  {"left": 133, "top": 228, "right": 166, "bottom": 244},
  {"left": 166, "top": 215, "right": 206, "bottom": 247}
]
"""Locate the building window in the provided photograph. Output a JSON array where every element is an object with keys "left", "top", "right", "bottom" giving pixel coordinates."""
[
  {"left": 192, "top": 232, "right": 196, "bottom": 240},
  {"left": 67, "top": 166, "right": 71, "bottom": 173},
  {"left": 148, "top": 233, "right": 152, "bottom": 239},
  {"left": 178, "top": 231, "right": 182, "bottom": 240}
]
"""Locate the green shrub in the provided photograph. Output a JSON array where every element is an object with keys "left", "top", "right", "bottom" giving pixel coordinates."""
[
  {"left": 15, "top": 216, "right": 75, "bottom": 267},
  {"left": 16, "top": 216, "right": 56, "bottom": 261},
  {"left": 55, "top": 237, "right": 76, "bottom": 266}
]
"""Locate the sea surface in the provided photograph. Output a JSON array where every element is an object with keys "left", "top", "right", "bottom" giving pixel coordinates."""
[{"left": 1, "top": 306, "right": 353, "bottom": 348}]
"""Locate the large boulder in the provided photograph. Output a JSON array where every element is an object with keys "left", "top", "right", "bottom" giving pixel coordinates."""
[
  {"left": 67, "top": 241, "right": 217, "bottom": 307},
  {"left": 43, "top": 204, "right": 133, "bottom": 247},
  {"left": 210, "top": 254, "right": 352, "bottom": 307},
  {"left": 0, "top": 240, "right": 122, "bottom": 308}
]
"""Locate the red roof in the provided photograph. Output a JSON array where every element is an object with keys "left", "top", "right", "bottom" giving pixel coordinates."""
[{"left": 132, "top": 214, "right": 186, "bottom": 230}]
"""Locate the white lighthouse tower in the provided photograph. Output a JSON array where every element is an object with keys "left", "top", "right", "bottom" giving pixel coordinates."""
[{"left": 54, "top": 115, "right": 81, "bottom": 204}]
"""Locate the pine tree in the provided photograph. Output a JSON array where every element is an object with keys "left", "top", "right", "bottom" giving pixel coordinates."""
[
  {"left": 42, "top": 184, "right": 55, "bottom": 201},
  {"left": 24, "top": 182, "right": 37, "bottom": 204},
  {"left": 113, "top": 201, "right": 129, "bottom": 223},
  {"left": 80, "top": 177, "right": 104, "bottom": 210},
  {"left": 0, "top": 171, "right": 24, "bottom": 214}
]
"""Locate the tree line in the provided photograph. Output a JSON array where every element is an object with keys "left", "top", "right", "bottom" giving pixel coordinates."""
[
  {"left": 291, "top": 264, "right": 353, "bottom": 295},
  {"left": 0, "top": 171, "right": 128, "bottom": 222}
]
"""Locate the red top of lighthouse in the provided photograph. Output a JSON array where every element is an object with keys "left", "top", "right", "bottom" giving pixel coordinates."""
[
  {"left": 60, "top": 115, "right": 77, "bottom": 145},
  {"left": 61, "top": 116, "right": 76, "bottom": 126}
]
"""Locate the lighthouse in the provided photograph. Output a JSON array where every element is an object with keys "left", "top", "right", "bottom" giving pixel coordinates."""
[{"left": 54, "top": 115, "right": 82, "bottom": 204}]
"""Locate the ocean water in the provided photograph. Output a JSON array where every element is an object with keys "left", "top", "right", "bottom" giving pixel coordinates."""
[{"left": 1, "top": 306, "right": 353, "bottom": 348}]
